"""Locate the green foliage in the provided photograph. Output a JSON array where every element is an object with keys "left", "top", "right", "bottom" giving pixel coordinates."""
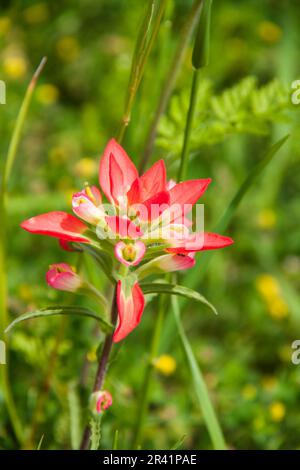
[
  {"left": 68, "top": 384, "right": 82, "bottom": 450},
  {"left": 158, "top": 77, "right": 292, "bottom": 155},
  {"left": 5, "top": 306, "right": 113, "bottom": 334}
]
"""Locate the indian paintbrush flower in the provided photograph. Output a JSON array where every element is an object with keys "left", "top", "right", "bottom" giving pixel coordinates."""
[
  {"left": 90, "top": 390, "right": 113, "bottom": 415},
  {"left": 21, "top": 138, "right": 234, "bottom": 342},
  {"left": 46, "top": 263, "right": 82, "bottom": 292}
]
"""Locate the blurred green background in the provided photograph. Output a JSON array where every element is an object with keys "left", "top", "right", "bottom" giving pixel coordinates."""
[{"left": 1, "top": 0, "right": 300, "bottom": 450}]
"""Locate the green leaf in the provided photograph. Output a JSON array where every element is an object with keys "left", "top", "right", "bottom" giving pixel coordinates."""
[
  {"left": 5, "top": 306, "right": 113, "bottom": 334},
  {"left": 171, "top": 295, "right": 226, "bottom": 449},
  {"left": 140, "top": 282, "right": 218, "bottom": 315},
  {"left": 185, "top": 134, "right": 290, "bottom": 290}
]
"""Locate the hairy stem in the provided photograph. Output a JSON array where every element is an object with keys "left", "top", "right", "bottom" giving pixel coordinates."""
[{"left": 80, "top": 286, "right": 118, "bottom": 450}]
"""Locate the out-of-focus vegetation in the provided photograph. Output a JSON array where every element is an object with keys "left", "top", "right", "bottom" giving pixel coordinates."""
[{"left": 1, "top": 0, "right": 300, "bottom": 450}]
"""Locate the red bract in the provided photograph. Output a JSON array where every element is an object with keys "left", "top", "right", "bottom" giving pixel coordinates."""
[
  {"left": 21, "top": 138, "right": 234, "bottom": 342},
  {"left": 114, "top": 280, "right": 145, "bottom": 343}
]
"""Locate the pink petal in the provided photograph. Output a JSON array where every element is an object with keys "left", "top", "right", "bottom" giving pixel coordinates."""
[
  {"left": 156, "top": 253, "right": 195, "bottom": 272},
  {"left": 99, "top": 139, "right": 138, "bottom": 204},
  {"left": 72, "top": 186, "right": 104, "bottom": 225},
  {"left": 167, "top": 232, "right": 234, "bottom": 254},
  {"left": 131, "top": 160, "right": 166, "bottom": 203},
  {"left": 113, "top": 280, "right": 145, "bottom": 343},
  {"left": 21, "top": 212, "right": 89, "bottom": 243},
  {"left": 137, "top": 190, "right": 170, "bottom": 222},
  {"left": 59, "top": 239, "right": 77, "bottom": 252},
  {"left": 168, "top": 179, "right": 211, "bottom": 221}
]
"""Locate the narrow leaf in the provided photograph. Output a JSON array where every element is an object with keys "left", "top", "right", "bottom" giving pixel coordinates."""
[
  {"left": 141, "top": 282, "right": 217, "bottom": 315},
  {"left": 172, "top": 295, "right": 226, "bottom": 449},
  {"left": 5, "top": 306, "right": 113, "bottom": 334}
]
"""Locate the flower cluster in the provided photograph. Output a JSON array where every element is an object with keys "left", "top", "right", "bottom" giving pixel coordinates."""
[{"left": 21, "top": 139, "right": 233, "bottom": 342}]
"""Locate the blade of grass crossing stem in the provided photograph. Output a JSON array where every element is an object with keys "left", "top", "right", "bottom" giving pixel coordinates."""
[
  {"left": 117, "top": 0, "right": 166, "bottom": 143},
  {"left": 0, "top": 57, "right": 47, "bottom": 445},
  {"left": 171, "top": 295, "right": 226, "bottom": 449}
]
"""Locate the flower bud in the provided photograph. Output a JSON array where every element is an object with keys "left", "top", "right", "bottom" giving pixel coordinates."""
[
  {"left": 46, "top": 263, "right": 82, "bottom": 292},
  {"left": 90, "top": 390, "right": 113, "bottom": 415}
]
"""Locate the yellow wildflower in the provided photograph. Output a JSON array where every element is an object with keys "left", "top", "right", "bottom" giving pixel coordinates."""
[
  {"left": 256, "top": 274, "right": 280, "bottom": 300},
  {"left": 74, "top": 158, "right": 97, "bottom": 179},
  {"left": 269, "top": 401, "right": 286, "bottom": 422},
  {"left": 154, "top": 354, "right": 177, "bottom": 376},
  {"left": 3, "top": 55, "right": 27, "bottom": 79},
  {"left": 268, "top": 297, "right": 288, "bottom": 319}
]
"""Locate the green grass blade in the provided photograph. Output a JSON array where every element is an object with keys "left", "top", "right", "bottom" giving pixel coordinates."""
[
  {"left": 113, "top": 429, "right": 119, "bottom": 450},
  {"left": 186, "top": 135, "right": 290, "bottom": 289},
  {"left": 0, "top": 57, "right": 47, "bottom": 446},
  {"left": 5, "top": 306, "right": 113, "bottom": 334},
  {"left": 171, "top": 295, "right": 226, "bottom": 449}
]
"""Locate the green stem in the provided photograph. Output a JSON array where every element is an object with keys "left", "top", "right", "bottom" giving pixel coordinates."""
[
  {"left": 171, "top": 295, "right": 226, "bottom": 449},
  {"left": 0, "top": 57, "right": 47, "bottom": 445},
  {"left": 140, "top": 0, "right": 204, "bottom": 172},
  {"left": 131, "top": 295, "right": 165, "bottom": 449},
  {"left": 117, "top": 0, "right": 166, "bottom": 143},
  {"left": 178, "top": 68, "right": 200, "bottom": 181}
]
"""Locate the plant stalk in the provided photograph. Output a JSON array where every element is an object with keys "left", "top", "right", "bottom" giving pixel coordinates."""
[
  {"left": 140, "top": 0, "right": 204, "bottom": 172},
  {"left": 178, "top": 68, "right": 200, "bottom": 181},
  {"left": 131, "top": 294, "right": 165, "bottom": 449},
  {"left": 80, "top": 286, "right": 118, "bottom": 450}
]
